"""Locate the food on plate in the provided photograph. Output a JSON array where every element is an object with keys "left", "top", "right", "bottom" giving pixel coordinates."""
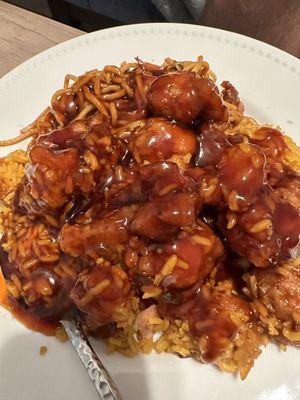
[{"left": 0, "top": 56, "right": 299, "bottom": 379}]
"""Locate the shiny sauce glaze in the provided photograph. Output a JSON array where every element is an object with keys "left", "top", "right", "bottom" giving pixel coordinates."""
[
  {"left": 0, "top": 268, "right": 8, "bottom": 305},
  {"left": 0, "top": 244, "right": 74, "bottom": 334},
  {"left": 1, "top": 66, "right": 299, "bottom": 363},
  {"left": 0, "top": 265, "right": 58, "bottom": 335}
]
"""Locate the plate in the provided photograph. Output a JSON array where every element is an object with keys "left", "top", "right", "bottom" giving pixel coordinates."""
[{"left": 0, "top": 23, "right": 300, "bottom": 400}]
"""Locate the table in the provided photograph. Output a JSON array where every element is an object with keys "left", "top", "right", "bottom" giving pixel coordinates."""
[{"left": 0, "top": 1, "right": 83, "bottom": 77}]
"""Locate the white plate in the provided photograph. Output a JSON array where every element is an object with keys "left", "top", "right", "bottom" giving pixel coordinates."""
[{"left": 0, "top": 23, "right": 300, "bottom": 400}]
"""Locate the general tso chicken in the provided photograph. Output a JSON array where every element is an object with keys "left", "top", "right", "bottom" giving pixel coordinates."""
[{"left": 0, "top": 57, "right": 299, "bottom": 379}]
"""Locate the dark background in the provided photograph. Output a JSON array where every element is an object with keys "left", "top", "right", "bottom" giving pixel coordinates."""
[{"left": 4, "top": 0, "right": 300, "bottom": 57}]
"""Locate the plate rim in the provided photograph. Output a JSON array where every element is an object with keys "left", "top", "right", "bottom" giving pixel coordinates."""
[{"left": 1, "top": 22, "right": 300, "bottom": 94}]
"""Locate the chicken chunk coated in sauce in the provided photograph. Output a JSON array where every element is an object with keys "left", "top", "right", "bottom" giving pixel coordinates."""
[
  {"left": 71, "top": 263, "right": 132, "bottom": 329},
  {"left": 246, "top": 259, "right": 300, "bottom": 345},
  {"left": 2, "top": 57, "right": 299, "bottom": 374},
  {"left": 147, "top": 72, "right": 227, "bottom": 124},
  {"left": 133, "top": 118, "right": 197, "bottom": 163},
  {"left": 222, "top": 177, "right": 300, "bottom": 267}
]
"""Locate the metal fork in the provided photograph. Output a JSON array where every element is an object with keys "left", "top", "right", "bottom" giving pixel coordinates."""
[{"left": 61, "top": 318, "right": 124, "bottom": 400}]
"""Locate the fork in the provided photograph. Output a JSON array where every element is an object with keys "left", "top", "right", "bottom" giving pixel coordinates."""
[{"left": 61, "top": 318, "right": 124, "bottom": 400}]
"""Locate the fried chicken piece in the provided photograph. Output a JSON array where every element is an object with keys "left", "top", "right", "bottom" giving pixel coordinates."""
[
  {"left": 131, "top": 220, "right": 223, "bottom": 290},
  {"left": 131, "top": 192, "right": 200, "bottom": 241},
  {"left": 250, "top": 127, "right": 288, "bottom": 184},
  {"left": 163, "top": 221, "right": 223, "bottom": 289},
  {"left": 159, "top": 279, "right": 263, "bottom": 378},
  {"left": 186, "top": 167, "right": 223, "bottom": 206},
  {"left": 194, "top": 124, "right": 230, "bottom": 167},
  {"left": 246, "top": 258, "right": 300, "bottom": 345},
  {"left": 274, "top": 176, "right": 300, "bottom": 211},
  {"left": 105, "top": 160, "right": 193, "bottom": 208},
  {"left": 23, "top": 115, "right": 122, "bottom": 211},
  {"left": 222, "top": 198, "right": 280, "bottom": 268},
  {"left": 39, "top": 114, "right": 119, "bottom": 165},
  {"left": 60, "top": 205, "right": 137, "bottom": 258},
  {"left": 222, "top": 177, "right": 300, "bottom": 267},
  {"left": 1, "top": 251, "right": 77, "bottom": 319},
  {"left": 217, "top": 143, "right": 266, "bottom": 210},
  {"left": 28, "top": 145, "right": 94, "bottom": 209},
  {"left": 188, "top": 287, "right": 251, "bottom": 362},
  {"left": 140, "top": 161, "right": 191, "bottom": 195},
  {"left": 133, "top": 118, "right": 197, "bottom": 163},
  {"left": 147, "top": 72, "right": 227, "bottom": 124}
]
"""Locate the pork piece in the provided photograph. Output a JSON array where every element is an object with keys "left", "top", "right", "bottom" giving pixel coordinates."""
[
  {"left": 131, "top": 220, "right": 223, "bottom": 289},
  {"left": 133, "top": 118, "right": 197, "bottom": 163},
  {"left": 147, "top": 72, "right": 227, "bottom": 124},
  {"left": 71, "top": 263, "right": 132, "bottom": 329},
  {"left": 131, "top": 192, "right": 200, "bottom": 241},
  {"left": 249, "top": 259, "right": 300, "bottom": 345},
  {"left": 222, "top": 178, "right": 300, "bottom": 267},
  {"left": 60, "top": 205, "right": 137, "bottom": 258},
  {"left": 27, "top": 145, "right": 94, "bottom": 209},
  {"left": 217, "top": 143, "right": 266, "bottom": 210}
]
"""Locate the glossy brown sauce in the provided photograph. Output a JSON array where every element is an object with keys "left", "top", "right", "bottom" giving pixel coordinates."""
[
  {"left": 1, "top": 65, "right": 299, "bottom": 362},
  {"left": 0, "top": 268, "right": 8, "bottom": 305},
  {"left": 0, "top": 268, "right": 57, "bottom": 335},
  {"left": 8, "top": 302, "right": 58, "bottom": 336}
]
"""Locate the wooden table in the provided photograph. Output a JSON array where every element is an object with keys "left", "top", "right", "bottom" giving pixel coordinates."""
[{"left": 0, "top": 1, "right": 83, "bottom": 77}]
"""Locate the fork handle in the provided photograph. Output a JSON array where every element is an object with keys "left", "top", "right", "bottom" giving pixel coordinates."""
[{"left": 61, "top": 319, "right": 124, "bottom": 400}]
